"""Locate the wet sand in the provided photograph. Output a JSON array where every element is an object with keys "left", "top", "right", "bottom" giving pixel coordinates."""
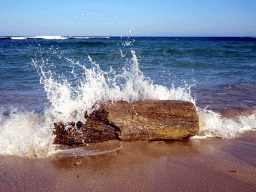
[{"left": 1, "top": 131, "right": 256, "bottom": 191}]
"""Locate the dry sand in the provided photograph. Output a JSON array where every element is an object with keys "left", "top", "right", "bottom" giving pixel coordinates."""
[{"left": 1, "top": 131, "right": 256, "bottom": 191}]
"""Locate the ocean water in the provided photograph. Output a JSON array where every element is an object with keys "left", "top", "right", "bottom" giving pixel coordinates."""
[{"left": 0, "top": 36, "right": 256, "bottom": 158}]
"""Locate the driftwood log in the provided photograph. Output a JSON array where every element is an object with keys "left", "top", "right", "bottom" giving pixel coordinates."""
[{"left": 53, "top": 100, "right": 199, "bottom": 145}]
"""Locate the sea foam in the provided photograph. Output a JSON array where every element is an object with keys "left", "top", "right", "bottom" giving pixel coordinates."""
[
  {"left": 0, "top": 108, "right": 55, "bottom": 158},
  {"left": 197, "top": 107, "right": 256, "bottom": 138}
]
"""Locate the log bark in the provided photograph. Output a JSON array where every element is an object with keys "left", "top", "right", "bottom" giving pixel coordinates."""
[
  {"left": 53, "top": 114, "right": 121, "bottom": 146},
  {"left": 102, "top": 100, "right": 199, "bottom": 141},
  {"left": 53, "top": 100, "right": 199, "bottom": 145}
]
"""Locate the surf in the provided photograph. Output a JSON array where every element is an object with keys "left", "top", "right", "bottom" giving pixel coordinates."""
[{"left": 0, "top": 39, "right": 255, "bottom": 158}]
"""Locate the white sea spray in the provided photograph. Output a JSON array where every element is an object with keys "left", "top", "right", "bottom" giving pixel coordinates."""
[{"left": 39, "top": 50, "right": 195, "bottom": 124}]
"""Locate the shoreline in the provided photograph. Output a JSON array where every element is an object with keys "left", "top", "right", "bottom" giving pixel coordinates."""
[{"left": 1, "top": 131, "right": 255, "bottom": 191}]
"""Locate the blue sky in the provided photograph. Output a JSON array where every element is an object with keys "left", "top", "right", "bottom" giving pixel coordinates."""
[{"left": 1, "top": 0, "right": 255, "bottom": 36}]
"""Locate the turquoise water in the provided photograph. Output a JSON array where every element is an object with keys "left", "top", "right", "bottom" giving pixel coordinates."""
[{"left": 0, "top": 36, "right": 256, "bottom": 157}]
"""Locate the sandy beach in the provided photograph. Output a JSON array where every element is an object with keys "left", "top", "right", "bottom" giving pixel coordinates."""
[{"left": 1, "top": 130, "right": 255, "bottom": 192}]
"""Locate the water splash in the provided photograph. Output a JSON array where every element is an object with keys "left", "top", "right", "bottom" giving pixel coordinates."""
[{"left": 39, "top": 50, "right": 195, "bottom": 124}]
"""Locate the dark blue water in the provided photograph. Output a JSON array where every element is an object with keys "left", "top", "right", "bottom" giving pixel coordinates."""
[
  {"left": 1, "top": 37, "right": 256, "bottom": 111},
  {"left": 0, "top": 36, "right": 256, "bottom": 157}
]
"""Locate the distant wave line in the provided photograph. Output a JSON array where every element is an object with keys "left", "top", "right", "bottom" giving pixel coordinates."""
[{"left": 0, "top": 36, "right": 110, "bottom": 40}]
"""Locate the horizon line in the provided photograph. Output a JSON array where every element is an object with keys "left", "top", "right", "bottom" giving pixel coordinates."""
[{"left": 1, "top": 35, "right": 255, "bottom": 38}]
